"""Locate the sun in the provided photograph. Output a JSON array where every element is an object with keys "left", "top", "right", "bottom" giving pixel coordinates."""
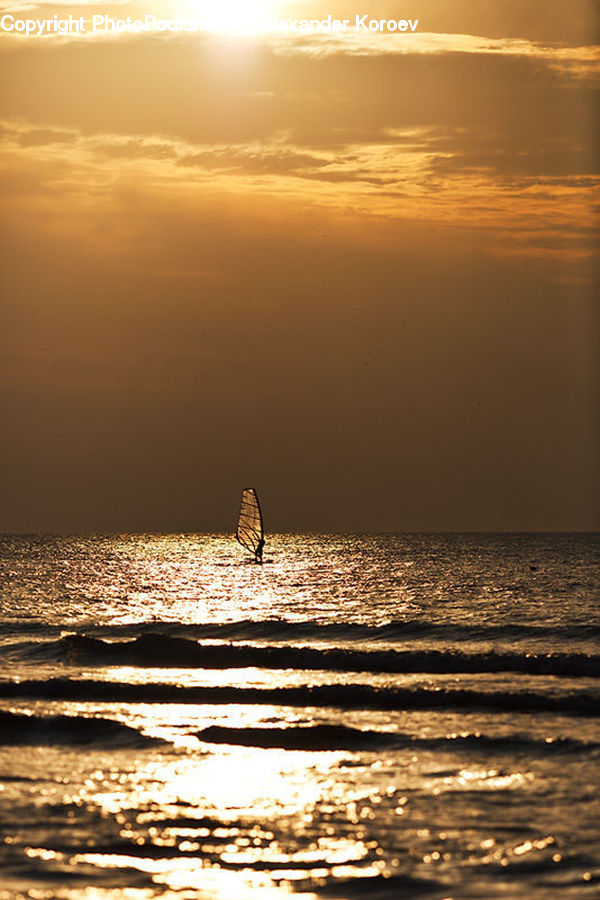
[{"left": 187, "top": 0, "right": 274, "bottom": 34}]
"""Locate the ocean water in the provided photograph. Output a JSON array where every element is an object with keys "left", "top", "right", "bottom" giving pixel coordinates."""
[{"left": 0, "top": 532, "right": 599, "bottom": 900}]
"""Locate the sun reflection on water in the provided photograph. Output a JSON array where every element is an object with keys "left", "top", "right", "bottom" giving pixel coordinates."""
[
  {"left": 3, "top": 535, "right": 599, "bottom": 898},
  {"left": 52, "top": 726, "right": 403, "bottom": 899}
]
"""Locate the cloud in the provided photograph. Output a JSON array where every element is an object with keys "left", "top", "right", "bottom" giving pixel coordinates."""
[
  {"left": 1, "top": 114, "right": 597, "bottom": 265},
  {"left": 268, "top": 30, "right": 598, "bottom": 76},
  {"left": 0, "top": 121, "right": 78, "bottom": 145},
  {"left": 1, "top": 33, "right": 596, "bottom": 152}
]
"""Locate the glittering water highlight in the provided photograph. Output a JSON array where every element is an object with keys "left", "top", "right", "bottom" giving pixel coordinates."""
[{"left": 0, "top": 533, "right": 599, "bottom": 899}]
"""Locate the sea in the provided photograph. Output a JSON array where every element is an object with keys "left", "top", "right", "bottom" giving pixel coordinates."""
[{"left": 0, "top": 533, "right": 599, "bottom": 900}]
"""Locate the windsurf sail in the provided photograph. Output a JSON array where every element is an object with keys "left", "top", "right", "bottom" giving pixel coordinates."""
[{"left": 236, "top": 488, "right": 265, "bottom": 561}]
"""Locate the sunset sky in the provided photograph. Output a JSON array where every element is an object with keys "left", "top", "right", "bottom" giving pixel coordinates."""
[{"left": 0, "top": 1, "right": 598, "bottom": 532}]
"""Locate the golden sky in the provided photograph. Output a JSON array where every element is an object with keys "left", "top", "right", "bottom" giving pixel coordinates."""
[{"left": 0, "top": 1, "right": 598, "bottom": 531}]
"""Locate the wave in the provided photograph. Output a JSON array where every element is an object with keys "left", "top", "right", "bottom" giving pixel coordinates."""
[
  {"left": 3, "top": 616, "right": 598, "bottom": 644},
  {"left": 0, "top": 710, "right": 163, "bottom": 748},
  {"left": 197, "top": 723, "right": 597, "bottom": 754},
  {"left": 1, "top": 677, "right": 598, "bottom": 717},
  {"left": 91, "top": 618, "right": 600, "bottom": 645},
  {"left": 15, "top": 632, "right": 600, "bottom": 678}
]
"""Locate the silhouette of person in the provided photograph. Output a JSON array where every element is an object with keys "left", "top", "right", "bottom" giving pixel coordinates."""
[{"left": 255, "top": 537, "right": 265, "bottom": 564}]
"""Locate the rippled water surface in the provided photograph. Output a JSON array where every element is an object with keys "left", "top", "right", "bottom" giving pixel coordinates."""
[{"left": 1, "top": 533, "right": 599, "bottom": 899}]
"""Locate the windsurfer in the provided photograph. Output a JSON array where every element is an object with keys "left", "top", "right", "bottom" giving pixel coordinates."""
[{"left": 255, "top": 537, "right": 265, "bottom": 564}]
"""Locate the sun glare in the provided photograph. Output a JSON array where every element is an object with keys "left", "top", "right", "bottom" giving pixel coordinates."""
[{"left": 187, "top": 0, "right": 274, "bottom": 34}]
